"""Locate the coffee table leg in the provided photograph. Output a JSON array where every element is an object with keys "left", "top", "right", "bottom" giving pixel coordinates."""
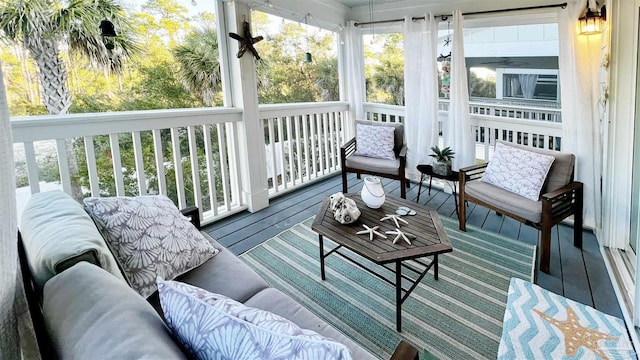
[
  {"left": 396, "top": 261, "right": 402, "bottom": 332},
  {"left": 319, "top": 235, "right": 326, "bottom": 281},
  {"left": 434, "top": 255, "right": 439, "bottom": 280}
]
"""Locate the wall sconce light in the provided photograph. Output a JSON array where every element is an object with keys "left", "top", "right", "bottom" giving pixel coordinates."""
[{"left": 578, "top": 4, "right": 605, "bottom": 35}]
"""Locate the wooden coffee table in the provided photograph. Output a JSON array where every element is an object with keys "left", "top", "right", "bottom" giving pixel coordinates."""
[{"left": 312, "top": 193, "right": 452, "bottom": 332}]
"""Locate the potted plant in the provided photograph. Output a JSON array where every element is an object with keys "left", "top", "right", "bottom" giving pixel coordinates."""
[{"left": 429, "top": 146, "right": 455, "bottom": 176}]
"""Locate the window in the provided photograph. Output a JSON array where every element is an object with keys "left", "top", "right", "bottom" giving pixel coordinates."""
[{"left": 498, "top": 69, "right": 559, "bottom": 101}]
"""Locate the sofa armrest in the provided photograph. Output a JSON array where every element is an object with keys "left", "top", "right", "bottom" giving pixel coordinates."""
[
  {"left": 180, "top": 206, "right": 201, "bottom": 230},
  {"left": 389, "top": 340, "right": 419, "bottom": 360}
]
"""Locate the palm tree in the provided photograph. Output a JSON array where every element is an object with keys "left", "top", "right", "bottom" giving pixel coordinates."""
[
  {"left": 313, "top": 58, "right": 339, "bottom": 102},
  {"left": 373, "top": 57, "right": 405, "bottom": 106},
  {"left": 0, "top": 0, "right": 139, "bottom": 198},
  {"left": 172, "top": 28, "right": 222, "bottom": 107}
]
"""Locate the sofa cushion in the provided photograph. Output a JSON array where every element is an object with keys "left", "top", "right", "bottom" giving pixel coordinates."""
[
  {"left": 482, "top": 142, "right": 555, "bottom": 201},
  {"left": 245, "top": 287, "right": 376, "bottom": 360},
  {"left": 84, "top": 195, "right": 218, "bottom": 298},
  {"left": 43, "top": 262, "right": 186, "bottom": 359},
  {"left": 158, "top": 280, "right": 353, "bottom": 360},
  {"left": 175, "top": 232, "right": 269, "bottom": 303},
  {"left": 496, "top": 141, "right": 575, "bottom": 194},
  {"left": 354, "top": 123, "right": 396, "bottom": 160},
  {"left": 345, "top": 155, "right": 401, "bottom": 176},
  {"left": 466, "top": 181, "right": 542, "bottom": 223},
  {"left": 20, "top": 191, "right": 125, "bottom": 291}
]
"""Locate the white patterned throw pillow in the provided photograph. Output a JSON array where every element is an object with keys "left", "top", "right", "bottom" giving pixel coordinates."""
[
  {"left": 353, "top": 123, "right": 396, "bottom": 160},
  {"left": 482, "top": 142, "right": 555, "bottom": 201},
  {"left": 84, "top": 195, "right": 218, "bottom": 298},
  {"left": 157, "top": 279, "right": 353, "bottom": 360}
]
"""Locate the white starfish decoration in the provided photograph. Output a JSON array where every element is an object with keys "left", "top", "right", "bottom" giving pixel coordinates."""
[
  {"left": 385, "top": 228, "right": 416, "bottom": 245},
  {"left": 380, "top": 214, "right": 408, "bottom": 228},
  {"left": 356, "top": 224, "right": 387, "bottom": 241}
]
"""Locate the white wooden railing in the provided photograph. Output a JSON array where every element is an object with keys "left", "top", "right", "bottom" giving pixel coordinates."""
[
  {"left": 364, "top": 101, "right": 563, "bottom": 161},
  {"left": 439, "top": 98, "right": 562, "bottom": 123},
  {"left": 12, "top": 108, "right": 244, "bottom": 224},
  {"left": 12, "top": 100, "right": 564, "bottom": 224},
  {"left": 259, "top": 102, "right": 348, "bottom": 196}
]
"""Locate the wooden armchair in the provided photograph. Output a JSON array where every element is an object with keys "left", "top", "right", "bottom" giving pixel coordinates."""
[
  {"left": 341, "top": 120, "right": 408, "bottom": 198},
  {"left": 458, "top": 141, "right": 583, "bottom": 274}
]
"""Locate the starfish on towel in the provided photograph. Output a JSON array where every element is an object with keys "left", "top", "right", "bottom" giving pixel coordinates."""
[
  {"left": 356, "top": 224, "right": 387, "bottom": 241},
  {"left": 385, "top": 228, "right": 416, "bottom": 245},
  {"left": 380, "top": 214, "right": 408, "bottom": 228}
]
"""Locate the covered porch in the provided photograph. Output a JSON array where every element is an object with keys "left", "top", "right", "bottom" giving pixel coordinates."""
[{"left": 2, "top": 0, "right": 640, "bottom": 357}]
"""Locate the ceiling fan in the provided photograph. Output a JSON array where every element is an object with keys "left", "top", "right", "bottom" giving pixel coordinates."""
[{"left": 481, "top": 57, "right": 530, "bottom": 67}]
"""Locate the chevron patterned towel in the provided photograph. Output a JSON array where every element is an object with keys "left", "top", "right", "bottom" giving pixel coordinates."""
[{"left": 498, "top": 278, "right": 636, "bottom": 360}]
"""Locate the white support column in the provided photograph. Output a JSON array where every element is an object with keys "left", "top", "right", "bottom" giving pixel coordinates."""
[
  {"left": 337, "top": 28, "right": 355, "bottom": 141},
  {"left": 222, "top": 1, "right": 269, "bottom": 212}
]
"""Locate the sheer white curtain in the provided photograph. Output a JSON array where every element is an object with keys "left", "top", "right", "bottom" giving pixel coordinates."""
[
  {"left": 558, "top": 0, "right": 601, "bottom": 233},
  {"left": 344, "top": 21, "right": 365, "bottom": 139},
  {"left": 519, "top": 74, "right": 538, "bottom": 99},
  {"left": 0, "top": 65, "right": 20, "bottom": 358},
  {"left": 403, "top": 14, "right": 439, "bottom": 179},
  {"left": 444, "top": 10, "right": 475, "bottom": 170}
]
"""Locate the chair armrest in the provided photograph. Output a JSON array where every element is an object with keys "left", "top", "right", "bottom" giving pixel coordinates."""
[
  {"left": 180, "top": 206, "right": 201, "bottom": 230},
  {"left": 341, "top": 137, "right": 357, "bottom": 159},
  {"left": 541, "top": 181, "right": 583, "bottom": 200},
  {"left": 541, "top": 181, "right": 583, "bottom": 220},
  {"left": 389, "top": 340, "right": 419, "bottom": 360},
  {"left": 398, "top": 144, "right": 407, "bottom": 158},
  {"left": 459, "top": 163, "right": 487, "bottom": 184}
]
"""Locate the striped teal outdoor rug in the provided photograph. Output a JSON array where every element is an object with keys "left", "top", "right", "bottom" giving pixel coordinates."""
[{"left": 240, "top": 216, "right": 536, "bottom": 359}]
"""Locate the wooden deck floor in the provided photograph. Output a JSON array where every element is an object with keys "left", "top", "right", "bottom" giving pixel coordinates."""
[{"left": 204, "top": 174, "right": 623, "bottom": 319}]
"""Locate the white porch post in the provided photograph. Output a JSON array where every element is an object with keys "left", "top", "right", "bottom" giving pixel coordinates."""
[{"left": 220, "top": 1, "right": 269, "bottom": 212}]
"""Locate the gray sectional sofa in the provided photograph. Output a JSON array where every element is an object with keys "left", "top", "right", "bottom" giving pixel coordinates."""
[{"left": 18, "top": 191, "right": 417, "bottom": 359}]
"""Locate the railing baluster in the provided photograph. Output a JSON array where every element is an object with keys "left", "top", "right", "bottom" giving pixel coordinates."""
[
  {"left": 315, "top": 114, "right": 325, "bottom": 175},
  {"left": 187, "top": 126, "right": 202, "bottom": 217},
  {"left": 84, "top": 136, "right": 100, "bottom": 197},
  {"left": 203, "top": 125, "right": 218, "bottom": 216},
  {"left": 309, "top": 115, "right": 318, "bottom": 177},
  {"left": 55, "top": 139, "right": 72, "bottom": 195},
  {"left": 322, "top": 113, "right": 330, "bottom": 172},
  {"left": 294, "top": 115, "right": 303, "bottom": 183},
  {"left": 226, "top": 122, "right": 241, "bottom": 206},
  {"left": 285, "top": 116, "right": 295, "bottom": 187},
  {"left": 170, "top": 128, "right": 186, "bottom": 209},
  {"left": 152, "top": 129, "right": 167, "bottom": 196},
  {"left": 132, "top": 131, "right": 146, "bottom": 196},
  {"left": 107, "top": 135, "right": 125, "bottom": 196},
  {"left": 302, "top": 115, "right": 311, "bottom": 181},
  {"left": 267, "top": 118, "right": 277, "bottom": 192},
  {"left": 277, "top": 117, "right": 289, "bottom": 189},
  {"left": 217, "top": 123, "right": 231, "bottom": 211},
  {"left": 328, "top": 112, "right": 336, "bottom": 171},
  {"left": 23, "top": 142, "right": 40, "bottom": 194}
]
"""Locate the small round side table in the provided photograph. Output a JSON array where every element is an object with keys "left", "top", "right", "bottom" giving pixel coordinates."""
[{"left": 416, "top": 164, "right": 461, "bottom": 217}]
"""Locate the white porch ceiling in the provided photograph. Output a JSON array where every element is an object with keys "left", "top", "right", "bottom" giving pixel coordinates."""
[{"left": 250, "top": 0, "right": 567, "bottom": 30}]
